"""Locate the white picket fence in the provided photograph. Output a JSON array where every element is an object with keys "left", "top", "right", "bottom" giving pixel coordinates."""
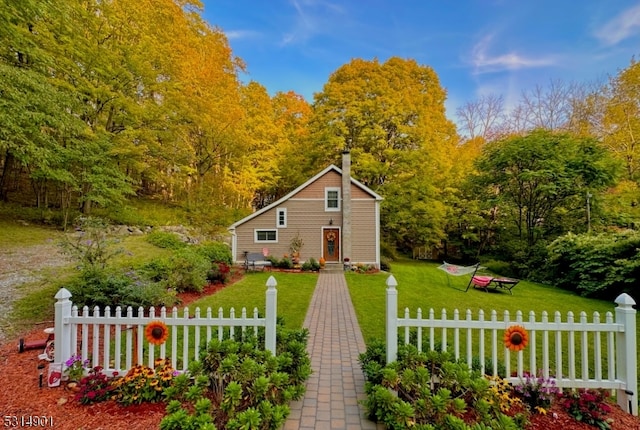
[
  {"left": 53, "top": 276, "right": 278, "bottom": 376},
  {"left": 384, "top": 275, "right": 638, "bottom": 415}
]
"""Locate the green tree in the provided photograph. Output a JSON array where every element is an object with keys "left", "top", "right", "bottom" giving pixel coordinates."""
[{"left": 472, "top": 130, "right": 619, "bottom": 251}]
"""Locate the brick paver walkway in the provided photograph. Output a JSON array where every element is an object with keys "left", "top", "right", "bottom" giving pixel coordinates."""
[{"left": 283, "top": 272, "right": 384, "bottom": 430}]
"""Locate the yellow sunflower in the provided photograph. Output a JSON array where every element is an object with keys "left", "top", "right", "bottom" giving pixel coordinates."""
[
  {"left": 145, "top": 320, "right": 169, "bottom": 345},
  {"left": 504, "top": 325, "right": 529, "bottom": 352}
]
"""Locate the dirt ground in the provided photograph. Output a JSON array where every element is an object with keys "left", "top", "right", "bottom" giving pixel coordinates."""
[{"left": 0, "top": 241, "right": 70, "bottom": 345}]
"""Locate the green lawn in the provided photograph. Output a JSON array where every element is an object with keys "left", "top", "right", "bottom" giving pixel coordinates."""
[
  {"left": 188, "top": 271, "right": 318, "bottom": 329},
  {"left": 348, "top": 259, "right": 640, "bottom": 387},
  {"left": 348, "top": 259, "right": 619, "bottom": 343}
]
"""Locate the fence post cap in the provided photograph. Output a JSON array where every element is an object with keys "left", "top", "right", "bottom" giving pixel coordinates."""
[
  {"left": 386, "top": 275, "right": 398, "bottom": 288},
  {"left": 266, "top": 275, "right": 277, "bottom": 288},
  {"left": 615, "top": 293, "right": 636, "bottom": 307},
  {"left": 55, "top": 288, "right": 72, "bottom": 300}
]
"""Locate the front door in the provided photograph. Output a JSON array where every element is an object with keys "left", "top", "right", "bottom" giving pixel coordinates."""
[{"left": 323, "top": 228, "right": 340, "bottom": 262}]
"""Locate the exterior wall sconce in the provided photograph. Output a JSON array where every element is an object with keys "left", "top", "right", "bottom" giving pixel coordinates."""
[{"left": 329, "top": 218, "right": 333, "bottom": 225}]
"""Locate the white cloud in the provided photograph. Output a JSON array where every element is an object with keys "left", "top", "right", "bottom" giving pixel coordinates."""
[
  {"left": 595, "top": 3, "right": 640, "bottom": 45},
  {"left": 280, "top": 0, "right": 345, "bottom": 46},
  {"left": 225, "top": 30, "right": 261, "bottom": 40},
  {"left": 471, "top": 34, "right": 555, "bottom": 74}
]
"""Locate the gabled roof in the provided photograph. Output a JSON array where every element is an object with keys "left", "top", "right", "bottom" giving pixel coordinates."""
[{"left": 228, "top": 164, "right": 383, "bottom": 230}]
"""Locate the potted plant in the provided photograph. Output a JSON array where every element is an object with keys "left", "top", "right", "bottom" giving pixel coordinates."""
[{"left": 289, "top": 232, "right": 304, "bottom": 264}]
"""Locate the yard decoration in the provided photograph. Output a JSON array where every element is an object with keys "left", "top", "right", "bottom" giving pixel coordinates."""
[
  {"left": 504, "top": 325, "right": 528, "bottom": 352},
  {"left": 145, "top": 321, "right": 169, "bottom": 345}
]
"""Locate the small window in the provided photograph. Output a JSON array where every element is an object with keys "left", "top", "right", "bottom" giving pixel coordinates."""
[
  {"left": 325, "top": 187, "right": 340, "bottom": 211},
  {"left": 277, "top": 208, "right": 287, "bottom": 227},
  {"left": 255, "top": 230, "right": 277, "bottom": 242}
]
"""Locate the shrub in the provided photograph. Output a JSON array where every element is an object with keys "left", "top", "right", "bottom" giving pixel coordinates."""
[
  {"left": 301, "top": 258, "right": 320, "bottom": 271},
  {"left": 359, "top": 342, "right": 524, "bottom": 429},
  {"left": 160, "top": 323, "right": 311, "bottom": 430},
  {"left": 206, "top": 262, "right": 231, "bottom": 284},
  {"left": 138, "top": 258, "right": 173, "bottom": 282},
  {"left": 275, "top": 257, "right": 293, "bottom": 269},
  {"left": 111, "top": 359, "right": 177, "bottom": 405},
  {"left": 513, "top": 371, "right": 560, "bottom": 414},
  {"left": 65, "top": 268, "right": 176, "bottom": 309},
  {"left": 59, "top": 216, "right": 122, "bottom": 272},
  {"left": 545, "top": 231, "right": 640, "bottom": 298},
  {"left": 559, "top": 388, "right": 613, "bottom": 430},
  {"left": 196, "top": 241, "right": 232, "bottom": 265},
  {"left": 74, "top": 366, "right": 113, "bottom": 405},
  {"left": 167, "top": 248, "right": 210, "bottom": 293},
  {"left": 146, "top": 231, "right": 187, "bottom": 250},
  {"left": 379, "top": 256, "right": 391, "bottom": 272}
]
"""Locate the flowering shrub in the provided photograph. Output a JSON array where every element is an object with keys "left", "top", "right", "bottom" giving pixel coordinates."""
[
  {"left": 206, "top": 262, "right": 231, "bottom": 284},
  {"left": 74, "top": 366, "right": 114, "bottom": 405},
  {"left": 111, "top": 358, "right": 177, "bottom": 405},
  {"left": 64, "top": 355, "right": 90, "bottom": 381},
  {"left": 486, "top": 376, "right": 523, "bottom": 413},
  {"left": 559, "top": 388, "right": 613, "bottom": 429},
  {"left": 513, "top": 371, "right": 560, "bottom": 414}
]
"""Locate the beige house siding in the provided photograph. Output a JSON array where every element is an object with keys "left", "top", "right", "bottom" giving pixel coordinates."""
[{"left": 230, "top": 165, "right": 382, "bottom": 266}]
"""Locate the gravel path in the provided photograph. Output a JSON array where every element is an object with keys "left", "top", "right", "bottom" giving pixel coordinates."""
[{"left": 0, "top": 242, "right": 71, "bottom": 345}]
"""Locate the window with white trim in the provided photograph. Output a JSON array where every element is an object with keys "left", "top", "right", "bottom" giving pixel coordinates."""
[
  {"left": 277, "top": 208, "right": 287, "bottom": 227},
  {"left": 255, "top": 229, "right": 277, "bottom": 242},
  {"left": 325, "top": 187, "right": 340, "bottom": 211}
]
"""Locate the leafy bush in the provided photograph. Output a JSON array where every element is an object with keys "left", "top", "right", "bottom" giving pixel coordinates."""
[
  {"left": 167, "top": 248, "right": 210, "bottom": 293},
  {"left": 146, "top": 231, "right": 187, "bottom": 250},
  {"left": 138, "top": 258, "right": 173, "bottom": 283},
  {"left": 379, "top": 256, "right": 392, "bottom": 272},
  {"left": 160, "top": 324, "right": 311, "bottom": 430},
  {"left": 359, "top": 343, "right": 524, "bottom": 429},
  {"left": 206, "top": 262, "right": 231, "bottom": 284},
  {"left": 559, "top": 388, "right": 613, "bottom": 430},
  {"left": 301, "top": 258, "right": 320, "bottom": 271},
  {"left": 196, "top": 241, "right": 232, "bottom": 265},
  {"left": 280, "top": 257, "right": 293, "bottom": 269},
  {"left": 59, "top": 216, "right": 122, "bottom": 272},
  {"left": 74, "top": 366, "right": 113, "bottom": 405},
  {"left": 65, "top": 268, "right": 176, "bottom": 309},
  {"left": 545, "top": 230, "right": 640, "bottom": 298}
]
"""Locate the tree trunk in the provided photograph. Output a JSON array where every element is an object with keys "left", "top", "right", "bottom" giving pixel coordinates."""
[{"left": 0, "top": 150, "right": 15, "bottom": 202}]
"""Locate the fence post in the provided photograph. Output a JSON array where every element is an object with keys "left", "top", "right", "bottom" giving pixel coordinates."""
[
  {"left": 265, "top": 276, "right": 277, "bottom": 355},
  {"left": 386, "top": 275, "right": 398, "bottom": 364},
  {"left": 54, "top": 288, "right": 73, "bottom": 366},
  {"left": 615, "top": 293, "right": 637, "bottom": 415}
]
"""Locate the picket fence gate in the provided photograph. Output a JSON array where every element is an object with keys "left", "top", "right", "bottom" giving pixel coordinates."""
[
  {"left": 53, "top": 276, "right": 278, "bottom": 376},
  {"left": 384, "top": 275, "right": 638, "bottom": 416}
]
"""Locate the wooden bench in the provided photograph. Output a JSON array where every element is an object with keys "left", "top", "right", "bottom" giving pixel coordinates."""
[
  {"left": 244, "top": 252, "right": 272, "bottom": 271},
  {"left": 471, "top": 275, "right": 519, "bottom": 294}
]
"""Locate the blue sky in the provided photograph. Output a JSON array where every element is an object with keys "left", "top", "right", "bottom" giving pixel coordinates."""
[{"left": 201, "top": 0, "right": 640, "bottom": 119}]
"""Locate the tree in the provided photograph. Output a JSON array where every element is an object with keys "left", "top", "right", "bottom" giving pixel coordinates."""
[
  {"left": 602, "top": 59, "right": 640, "bottom": 181},
  {"left": 310, "top": 57, "right": 458, "bottom": 250},
  {"left": 455, "top": 94, "right": 505, "bottom": 141},
  {"left": 472, "top": 130, "right": 619, "bottom": 249}
]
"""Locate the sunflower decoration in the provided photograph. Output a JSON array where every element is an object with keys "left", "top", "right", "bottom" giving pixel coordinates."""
[
  {"left": 145, "top": 320, "right": 169, "bottom": 345},
  {"left": 504, "top": 325, "right": 529, "bottom": 352}
]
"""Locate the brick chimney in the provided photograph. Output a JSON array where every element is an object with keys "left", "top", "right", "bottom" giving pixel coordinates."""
[{"left": 342, "top": 150, "right": 352, "bottom": 262}]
